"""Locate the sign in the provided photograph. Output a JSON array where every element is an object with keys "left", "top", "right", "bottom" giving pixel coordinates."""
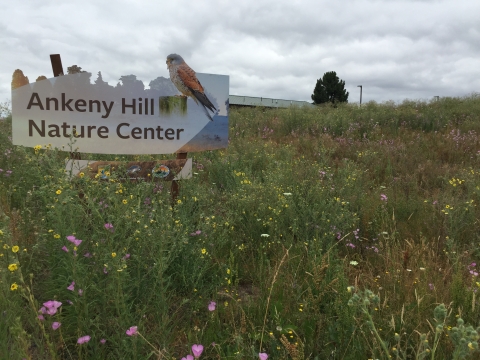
[{"left": 12, "top": 72, "right": 229, "bottom": 154}]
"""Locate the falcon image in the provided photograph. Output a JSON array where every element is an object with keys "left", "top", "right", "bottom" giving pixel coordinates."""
[{"left": 166, "top": 53, "right": 217, "bottom": 121}]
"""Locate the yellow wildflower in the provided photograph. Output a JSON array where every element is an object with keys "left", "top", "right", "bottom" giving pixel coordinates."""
[
  {"left": 56, "top": 190, "right": 62, "bottom": 195},
  {"left": 122, "top": 199, "right": 128, "bottom": 204},
  {"left": 111, "top": 252, "right": 117, "bottom": 258},
  {"left": 8, "top": 263, "right": 18, "bottom": 272},
  {"left": 10, "top": 283, "right": 18, "bottom": 291},
  {"left": 12, "top": 245, "right": 19, "bottom": 253}
]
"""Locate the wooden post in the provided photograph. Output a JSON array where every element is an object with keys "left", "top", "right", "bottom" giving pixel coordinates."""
[
  {"left": 50, "top": 54, "right": 81, "bottom": 160},
  {"left": 171, "top": 152, "right": 187, "bottom": 202},
  {"left": 50, "top": 54, "right": 64, "bottom": 77}
]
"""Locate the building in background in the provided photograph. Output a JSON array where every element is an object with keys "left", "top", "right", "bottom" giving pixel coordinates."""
[{"left": 229, "top": 95, "right": 312, "bottom": 108}]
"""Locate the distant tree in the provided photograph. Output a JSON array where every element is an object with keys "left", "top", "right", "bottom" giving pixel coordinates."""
[
  {"left": 11, "top": 69, "right": 29, "bottom": 90},
  {"left": 67, "top": 65, "right": 86, "bottom": 74},
  {"left": 311, "top": 71, "right": 349, "bottom": 105},
  {"left": 94, "top": 71, "right": 108, "bottom": 86},
  {"left": 116, "top": 75, "right": 145, "bottom": 97},
  {"left": 36, "top": 76, "right": 47, "bottom": 82}
]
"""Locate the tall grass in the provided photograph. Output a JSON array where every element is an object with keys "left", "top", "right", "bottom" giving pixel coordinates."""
[{"left": 1, "top": 94, "right": 480, "bottom": 359}]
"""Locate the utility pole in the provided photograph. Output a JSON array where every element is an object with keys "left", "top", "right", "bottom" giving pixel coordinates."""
[{"left": 357, "top": 85, "right": 362, "bottom": 106}]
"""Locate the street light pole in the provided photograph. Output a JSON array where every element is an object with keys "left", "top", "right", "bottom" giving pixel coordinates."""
[{"left": 357, "top": 85, "right": 362, "bottom": 106}]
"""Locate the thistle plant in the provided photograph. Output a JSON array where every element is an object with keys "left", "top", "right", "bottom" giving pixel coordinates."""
[
  {"left": 449, "top": 318, "right": 480, "bottom": 360},
  {"left": 348, "top": 287, "right": 390, "bottom": 359}
]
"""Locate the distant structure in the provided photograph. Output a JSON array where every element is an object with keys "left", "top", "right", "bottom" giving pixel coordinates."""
[{"left": 229, "top": 95, "right": 312, "bottom": 108}]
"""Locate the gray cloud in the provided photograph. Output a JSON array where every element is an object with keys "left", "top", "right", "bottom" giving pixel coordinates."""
[{"left": 1, "top": 0, "right": 479, "bottom": 107}]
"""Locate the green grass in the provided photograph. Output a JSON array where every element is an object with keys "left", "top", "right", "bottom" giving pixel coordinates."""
[{"left": 1, "top": 94, "right": 480, "bottom": 359}]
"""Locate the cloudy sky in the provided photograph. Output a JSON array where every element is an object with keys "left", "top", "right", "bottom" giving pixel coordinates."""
[{"left": 1, "top": 0, "right": 479, "bottom": 106}]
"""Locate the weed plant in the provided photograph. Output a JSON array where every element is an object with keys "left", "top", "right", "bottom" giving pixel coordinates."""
[{"left": 1, "top": 94, "right": 480, "bottom": 359}]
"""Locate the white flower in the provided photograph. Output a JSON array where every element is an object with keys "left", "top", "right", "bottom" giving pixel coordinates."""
[
  {"left": 283, "top": 193, "right": 292, "bottom": 196},
  {"left": 349, "top": 261, "right": 358, "bottom": 266},
  {"left": 261, "top": 234, "right": 270, "bottom": 237}
]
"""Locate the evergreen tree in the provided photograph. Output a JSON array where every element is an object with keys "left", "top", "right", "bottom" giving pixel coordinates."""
[{"left": 311, "top": 71, "right": 349, "bottom": 105}]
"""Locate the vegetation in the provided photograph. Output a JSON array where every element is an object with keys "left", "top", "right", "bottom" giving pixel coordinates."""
[
  {"left": 1, "top": 94, "right": 480, "bottom": 359},
  {"left": 311, "top": 71, "right": 349, "bottom": 105}
]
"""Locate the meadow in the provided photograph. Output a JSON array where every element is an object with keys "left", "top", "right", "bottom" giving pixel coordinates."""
[{"left": 1, "top": 94, "right": 480, "bottom": 359}]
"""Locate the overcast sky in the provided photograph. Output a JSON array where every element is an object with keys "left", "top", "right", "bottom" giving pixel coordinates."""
[{"left": 1, "top": 0, "right": 479, "bottom": 106}]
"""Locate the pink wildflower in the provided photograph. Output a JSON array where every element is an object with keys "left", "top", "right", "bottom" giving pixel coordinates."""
[
  {"left": 61, "top": 246, "right": 69, "bottom": 252},
  {"left": 52, "top": 322, "right": 61, "bottom": 330},
  {"left": 67, "top": 282, "right": 75, "bottom": 291},
  {"left": 208, "top": 301, "right": 216, "bottom": 311},
  {"left": 259, "top": 353, "right": 269, "bottom": 360},
  {"left": 66, "top": 235, "right": 82, "bottom": 247},
  {"left": 192, "top": 344, "right": 204, "bottom": 358},
  {"left": 126, "top": 326, "right": 138, "bottom": 336},
  {"left": 43, "top": 300, "right": 62, "bottom": 315},
  {"left": 181, "top": 356, "right": 194, "bottom": 360},
  {"left": 77, "top": 335, "right": 91, "bottom": 344}
]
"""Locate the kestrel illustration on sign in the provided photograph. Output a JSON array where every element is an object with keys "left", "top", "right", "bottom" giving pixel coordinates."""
[{"left": 166, "top": 53, "right": 217, "bottom": 121}]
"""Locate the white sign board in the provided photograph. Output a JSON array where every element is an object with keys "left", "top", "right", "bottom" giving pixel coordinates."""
[{"left": 12, "top": 72, "right": 229, "bottom": 154}]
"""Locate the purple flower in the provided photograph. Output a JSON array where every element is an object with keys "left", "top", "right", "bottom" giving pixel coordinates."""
[
  {"left": 181, "top": 356, "right": 194, "bottom": 360},
  {"left": 103, "top": 267, "right": 108, "bottom": 274},
  {"left": 469, "top": 262, "right": 476, "bottom": 268},
  {"left": 66, "top": 235, "right": 82, "bottom": 247},
  {"left": 61, "top": 246, "right": 69, "bottom": 252},
  {"left": 429, "top": 283, "right": 435, "bottom": 291},
  {"left": 100, "top": 339, "right": 106, "bottom": 344},
  {"left": 208, "top": 301, "right": 216, "bottom": 311},
  {"left": 84, "top": 252, "right": 92, "bottom": 258},
  {"left": 346, "top": 242, "right": 355, "bottom": 248},
  {"left": 470, "top": 270, "right": 478, "bottom": 277},
  {"left": 192, "top": 344, "right": 204, "bottom": 358},
  {"left": 52, "top": 322, "right": 61, "bottom": 330},
  {"left": 126, "top": 326, "right": 138, "bottom": 336},
  {"left": 259, "top": 353, "right": 269, "bottom": 360},
  {"left": 104, "top": 223, "right": 114, "bottom": 232},
  {"left": 38, "top": 315, "right": 45, "bottom": 321},
  {"left": 43, "top": 300, "right": 62, "bottom": 315},
  {"left": 78, "top": 289, "right": 83, "bottom": 296},
  {"left": 380, "top": 194, "right": 388, "bottom": 202},
  {"left": 123, "top": 254, "right": 130, "bottom": 260},
  {"left": 39, "top": 307, "right": 47, "bottom": 314},
  {"left": 67, "top": 282, "right": 75, "bottom": 291},
  {"left": 77, "top": 335, "right": 91, "bottom": 344}
]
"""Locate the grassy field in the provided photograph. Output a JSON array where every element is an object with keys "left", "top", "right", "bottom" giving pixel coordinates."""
[{"left": 1, "top": 95, "right": 480, "bottom": 359}]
